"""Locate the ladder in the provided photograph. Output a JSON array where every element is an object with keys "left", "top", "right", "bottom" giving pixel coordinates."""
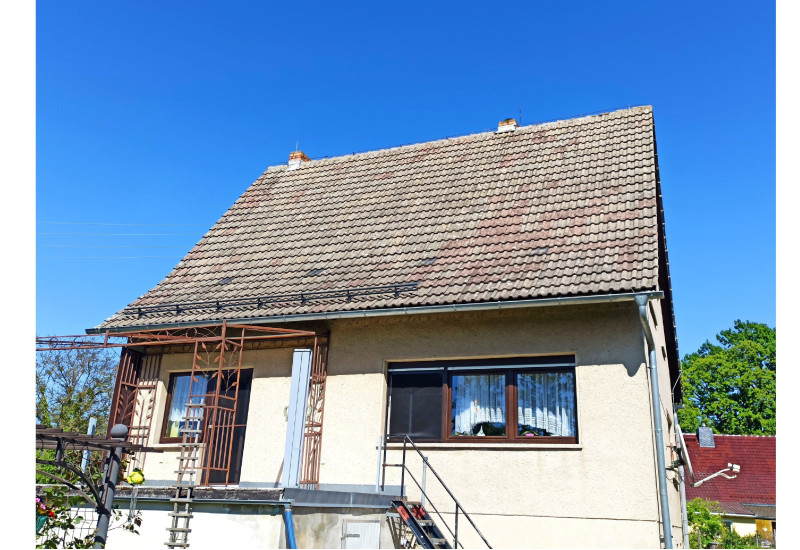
[
  {"left": 165, "top": 402, "right": 204, "bottom": 548},
  {"left": 391, "top": 500, "right": 452, "bottom": 549}
]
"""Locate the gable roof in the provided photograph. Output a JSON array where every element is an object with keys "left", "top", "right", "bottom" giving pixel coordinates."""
[
  {"left": 683, "top": 434, "right": 776, "bottom": 517},
  {"left": 96, "top": 106, "right": 665, "bottom": 330}
]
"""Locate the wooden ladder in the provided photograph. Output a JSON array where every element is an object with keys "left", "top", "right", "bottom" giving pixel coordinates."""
[{"left": 165, "top": 402, "right": 204, "bottom": 548}]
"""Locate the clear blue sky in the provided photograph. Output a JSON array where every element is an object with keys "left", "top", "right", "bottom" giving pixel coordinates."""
[{"left": 35, "top": 1, "right": 776, "bottom": 356}]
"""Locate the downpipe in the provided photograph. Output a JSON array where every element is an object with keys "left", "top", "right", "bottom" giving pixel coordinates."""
[
  {"left": 677, "top": 462, "right": 690, "bottom": 549},
  {"left": 635, "top": 294, "right": 673, "bottom": 548},
  {"left": 283, "top": 501, "right": 297, "bottom": 549}
]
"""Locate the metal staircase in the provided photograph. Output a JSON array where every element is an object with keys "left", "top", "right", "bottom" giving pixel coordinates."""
[
  {"left": 391, "top": 499, "right": 452, "bottom": 549},
  {"left": 165, "top": 402, "right": 204, "bottom": 548},
  {"left": 382, "top": 436, "right": 491, "bottom": 549}
]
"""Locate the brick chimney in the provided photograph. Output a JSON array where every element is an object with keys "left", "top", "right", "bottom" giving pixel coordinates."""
[
  {"left": 288, "top": 150, "right": 310, "bottom": 170},
  {"left": 497, "top": 118, "right": 517, "bottom": 133}
]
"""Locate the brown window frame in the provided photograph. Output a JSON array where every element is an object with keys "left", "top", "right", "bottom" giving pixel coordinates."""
[{"left": 386, "top": 356, "right": 578, "bottom": 445}]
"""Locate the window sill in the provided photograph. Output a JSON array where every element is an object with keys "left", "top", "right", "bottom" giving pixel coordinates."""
[
  {"left": 148, "top": 443, "right": 185, "bottom": 450},
  {"left": 383, "top": 441, "right": 582, "bottom": 451}
]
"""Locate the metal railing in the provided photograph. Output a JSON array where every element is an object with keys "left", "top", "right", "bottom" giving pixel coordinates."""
[{"left": 381, "top": 435, "right": 492, "bottom": 549}]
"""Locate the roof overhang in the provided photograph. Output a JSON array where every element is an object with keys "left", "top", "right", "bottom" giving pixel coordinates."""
[{"left": 88, "top": 290, "right": 664, "bottom": 334}]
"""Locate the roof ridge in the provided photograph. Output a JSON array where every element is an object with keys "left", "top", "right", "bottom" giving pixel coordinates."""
[{"left": 259, "top": 105, "right": 653, "bottom": 171}]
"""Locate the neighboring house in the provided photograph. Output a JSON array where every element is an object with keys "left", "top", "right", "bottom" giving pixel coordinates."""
[
  {"left": 86, "top": 106, "right": 686, "bottom": 548},
  {"left": 683, "top": 431, "right": 776, "bottom": 544}
]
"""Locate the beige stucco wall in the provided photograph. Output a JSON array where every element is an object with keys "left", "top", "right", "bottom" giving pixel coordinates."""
[
  {"left": 141, "top": 347, "right": 296, "bottom": 484},
  {"left": 106, "top": 502, "right": 286, "bottom": 550},
  {"left": 130, "top": 300, "right": 684, "bottom": 547},
  {"left": 103, "top": 501, "right": 394, "bottom": 549}
]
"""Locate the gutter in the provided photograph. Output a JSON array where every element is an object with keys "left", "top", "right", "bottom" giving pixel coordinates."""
[
  {"left": 635, "top": 294, "right": 673, "bottom": 548},
  {"left": 88, "top": 291, "right": 664, "bottom": 334}
]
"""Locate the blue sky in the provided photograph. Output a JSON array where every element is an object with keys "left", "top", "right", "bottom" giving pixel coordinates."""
[{"left": 35, "top": 1, "right": 775, "bottom": 356}]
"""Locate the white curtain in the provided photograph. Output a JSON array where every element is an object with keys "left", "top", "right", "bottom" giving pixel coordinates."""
[
  {"left": 517, "top": 372, "right": 575, "bottom": 437},
  {"left": 167, "top": 374, "right": 208, "bottom": 437},
  {"left": 451, "top": 374, "right": 506, "bottom": 435}
]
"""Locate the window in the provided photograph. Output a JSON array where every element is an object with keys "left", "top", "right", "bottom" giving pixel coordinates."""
[
  {"left": 161, "top": 369, "right": 253, "bottom": 444},
  {"left": 386, "top": 356, "right": 577, "bottom": 443},
  {"left": 163, "top": 372, "right": 209, "bottom": 440}
]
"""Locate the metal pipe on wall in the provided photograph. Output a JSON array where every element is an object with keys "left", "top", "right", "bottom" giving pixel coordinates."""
[
  {"left": 283, "top": 502, "right": 297, "bottom": 549},
  {"left": 635, "top": 294, "right": 674, "bottom": 548}
]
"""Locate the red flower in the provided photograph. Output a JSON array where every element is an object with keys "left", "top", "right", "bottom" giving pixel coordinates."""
[{"left": 48, "top": 510, "right": 55, "bottom": 518}]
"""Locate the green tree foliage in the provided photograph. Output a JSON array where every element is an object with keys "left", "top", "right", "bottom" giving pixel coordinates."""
[
  {"left": 36, "top": 347, "right": 118, "bottom": 434},
  {"left": 677, "top": 320, "right": 775, "bottom": 435},
  {"left": 688, "top": 497, "right": 725, "bottom": 548},
  {"left": 687, "top": 498, "right": 763, "bottom": 549},
  {"left": 36, "top": 346, "right": 119, "bottom": 486}
]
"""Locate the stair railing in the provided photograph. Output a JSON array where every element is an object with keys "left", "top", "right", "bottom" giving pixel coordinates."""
[{"left": 382, "top": 435, "right": 492, "bottom": 549}]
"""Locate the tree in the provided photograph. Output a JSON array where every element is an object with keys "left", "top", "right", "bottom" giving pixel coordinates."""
[
  {"left": 677, "top": 320, "right": 775, "bottom": 435},
  {"left": 36, "top": 346, "right": 118, "bottom": 434},
  {"left": 687, "top": 497, "right": 725, "bottom": 548}
]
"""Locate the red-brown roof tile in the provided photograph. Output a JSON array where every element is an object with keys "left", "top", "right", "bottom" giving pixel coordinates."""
[
  {"left": 684, "top": 434, "right": 776, "bottom": 517},
  {"left": 98, "top": 106, "right": 663, "bottom": 329}
]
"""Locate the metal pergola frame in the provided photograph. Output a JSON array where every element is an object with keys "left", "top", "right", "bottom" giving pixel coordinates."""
[
  {"left": 36, "top": 424, "right": 163, "bottom": 547},
  {"left": 36, "top": 321, "right": 329, "bottom": 488}
]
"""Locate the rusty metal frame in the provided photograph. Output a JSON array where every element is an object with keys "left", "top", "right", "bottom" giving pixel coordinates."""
[
  {"left": 37, "top": 322, "right": 324, "bottom": 488},
  {"left": 300, "top": 335, "right": 329, "bottom": 489}
]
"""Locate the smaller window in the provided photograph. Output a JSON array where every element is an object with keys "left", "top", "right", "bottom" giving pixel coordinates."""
[
  {"left": 516, "top": 371, "right": 576, "bottom": 438},
  {"left": 162, "top": 373, "right": 209, "bottom": 442},
  {"left": 388, "top": 371, "right": 443, "bottom": 440},
  {"left": 451, "top": 372, "right": 506, "bottom": 437}
]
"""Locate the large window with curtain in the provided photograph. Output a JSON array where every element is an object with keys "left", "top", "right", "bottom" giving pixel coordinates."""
[{"left": 386, "top": 356, "right": 577, "bottom": 444}]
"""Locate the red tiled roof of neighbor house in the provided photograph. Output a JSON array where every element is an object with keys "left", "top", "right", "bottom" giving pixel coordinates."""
[
  {"left": 683, "top": 434, "right": 776, "bottom": 517},
  {"left": 97, "top": 106, "right": 669, "bottom": 330}
]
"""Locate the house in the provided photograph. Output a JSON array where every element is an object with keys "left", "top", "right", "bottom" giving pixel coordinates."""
[
  {"left": 86, "top": 106, "right": 687, "bottom": 548},
  {"left": 683, "top": 431, "right": 776, "bottom": 544}
]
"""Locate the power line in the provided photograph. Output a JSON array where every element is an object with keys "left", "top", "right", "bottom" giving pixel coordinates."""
[
  {"left": 38, "top": 221, "right": 209, "bottom": 227},
  {"left": 37, "top": 256, "right": 182, "bottom": 260},
  {"left": 39, "top": 245, "right": 191, "bottom": 249},
  {"left": 38, "top": 232, "right": 200, "bottom": 236}
]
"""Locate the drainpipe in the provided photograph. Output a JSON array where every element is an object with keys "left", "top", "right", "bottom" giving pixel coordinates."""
[
  {"left": 677, "top": 462, "right": 690, "bottom": 548},
  {"left": 673, "top": 411, "right": 691, "bottom": 549},
  {"left": 635, "top": 294, "right": 673, "bottom": 548},
  {"left": 283, "top": 501, "right": 297, "bottom": 549}
]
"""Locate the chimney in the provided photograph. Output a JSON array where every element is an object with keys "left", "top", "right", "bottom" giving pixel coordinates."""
[
  {"left": 497, "top": 118, "right": 517, "bottom": 133},
  {"left": 288, "top": 150, "right": 310, "bottom": 170},
  {"left": 697, "top": 425, "right": 715, "bottom": 448}
]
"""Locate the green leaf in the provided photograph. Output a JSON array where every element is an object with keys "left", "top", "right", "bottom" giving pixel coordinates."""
[{"left": 677, "top": 320, "right": 775, "bottom": 435}]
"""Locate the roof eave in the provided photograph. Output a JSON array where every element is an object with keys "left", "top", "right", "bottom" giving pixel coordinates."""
[{"left": 87, "top": 290, "right": 664, "bottom": 334}]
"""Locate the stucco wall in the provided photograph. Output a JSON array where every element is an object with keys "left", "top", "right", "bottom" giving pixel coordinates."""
[
  {"left": 104, "top": 501, "right": 394, "bottom": 549},
  {"left": 130, "top": 300, "right": 683, "bottom": 547}
]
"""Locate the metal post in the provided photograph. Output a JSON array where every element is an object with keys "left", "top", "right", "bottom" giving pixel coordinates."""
[
  {"left": 81, "top": 417, "right": 97, "bottom": 473},
  {"left": 375, "top": 436, "right": 383, "bottom": 493},
  {"left": 94, "top": 424, "right": 128, "bottom": 548},
  {"left": 381, "top": 433, "right": 389, "bottom": 491},
  {"left": 454, "top": 505, "right": 459, "bottom": 549},
  {"left": 421, "top": 455, "right": 428, "bottom": 507},
  {"left": 401, "top": 438, "right": 407, "bottom": 498}
]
